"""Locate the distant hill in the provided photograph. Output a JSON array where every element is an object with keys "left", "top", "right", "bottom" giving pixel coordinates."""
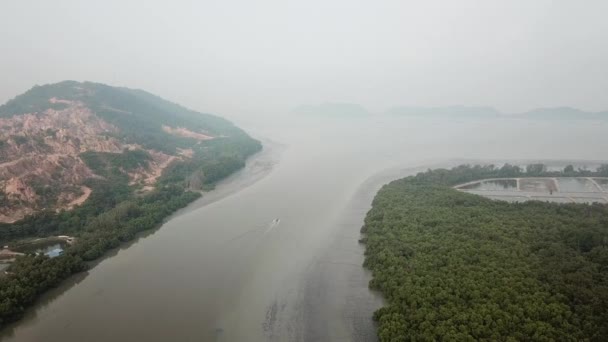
[
  {"left": 292, "top": 102, "right": 371, "bottom": 117},
  {"left": 0, "top": 81, "right": 261, "bottom": 223},
  {"left": 386, "top": 106, "right": 502, "bottom": 119},
  {"left": 517, "top": 107, "right": 608, "bottom": 120},
  {"left": 386, "top": 105, "right": 608, "bottom": 120},
  {"left": 292, "top": 103, "right": 608, "bottom": 121}
]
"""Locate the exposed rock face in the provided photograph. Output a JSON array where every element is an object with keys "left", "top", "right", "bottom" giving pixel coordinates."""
[
  {"left": 127, "top": 150, "right": 178, "bottom": 186},
  {"left": 162, "top": 125, "right": 214, "bottom": 140},
  {"left": 0, "top": 97, "right": 205, "bottom": 223},
  {"left": 0, "top": 100, "right": 121, "bottom": 159}
]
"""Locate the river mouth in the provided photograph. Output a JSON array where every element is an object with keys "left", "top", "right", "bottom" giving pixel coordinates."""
[{"left": 1, "top": 117, "right": 607, "bottom": 342}]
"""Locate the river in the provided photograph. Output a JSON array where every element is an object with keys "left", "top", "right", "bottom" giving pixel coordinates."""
[{"left": 2, "top": 116, "right": 607, "bottom": 341}]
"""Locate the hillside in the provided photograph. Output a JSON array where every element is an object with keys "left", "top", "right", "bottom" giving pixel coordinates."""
[
  {"left": 0, "top": 81, "right": 260, "bottom": 327},
  {"left": 0, "top": 81, "right": 260, "bottom": 224}
]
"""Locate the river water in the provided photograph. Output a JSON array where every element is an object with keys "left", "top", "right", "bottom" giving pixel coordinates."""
[{"left": 2, "top": 116, "right": 607, "bottom": 342}]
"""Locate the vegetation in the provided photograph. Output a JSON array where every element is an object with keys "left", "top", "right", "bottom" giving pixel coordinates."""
[
  {"left": 0, "top": 81, "right": 262, "bottom": 328},
  {"left": 0, "top": 144, "right": 259, "bottom": 328},
  {"left": 157, "top": 136, "right": 261, "bottom": 187},
  {"left": 362, "top": 164, "right": 608, "bottom": 341},
  {"left": 0, "top": 154, "right": 259, "bottom": 330},
  {"left": 0, "top": 185, "right": 199, "bottom": 325},
  {"left": 0, "top": 81, "right": 254, "bottom": 153},
  {"left": 81, "top": 149, "right": 151, "bottom": 174}
]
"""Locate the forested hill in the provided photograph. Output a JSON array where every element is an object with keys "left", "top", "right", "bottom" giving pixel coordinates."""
[
  {"left": 362, "top": 164, "right": 608, "bottom": 341},
  {"left": 0, "top": 81, "right": 251, "bottom": 152},
  {"left": 0, "top": 81, "right": 261, "bottom": 223},
  {"left": 0, "top": 82, "right": 261, "bottom": 328}
]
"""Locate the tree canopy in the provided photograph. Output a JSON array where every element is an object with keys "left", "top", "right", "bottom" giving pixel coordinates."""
[
  {"left": 362, "top": 165, "right": 608, "bottom": 341},
  {"left": 0, "top": 81, "right": 262, "bottom": 329}
]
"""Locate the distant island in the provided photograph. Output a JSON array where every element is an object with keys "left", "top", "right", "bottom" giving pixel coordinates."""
[
  {"left": 292, "top": 103, "right": 608, "bottom": 120},
  {"left": 0, "top": 81, "right": 261, "bottom": 328},
  {"left": 386, "top": 105, "right": 608, "bottom": 120},
  {"left": 519, "top": 107, "right": 608, "bottom": 120}
]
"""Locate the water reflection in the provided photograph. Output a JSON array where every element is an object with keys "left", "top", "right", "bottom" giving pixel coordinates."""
[
  {"left": 556, "top": 178, "right": 599, "bottom": 192},
  {"left": 0, "top": 272, "right": 88, "bottom": 340},
  {"left": 460, "top": 179, "right": 517, "bottom": 191},
  {"left": 594, "top": 178, "right": 608, "bottom": 191}
]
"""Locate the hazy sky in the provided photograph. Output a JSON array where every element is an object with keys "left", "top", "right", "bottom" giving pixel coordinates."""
[{"left": 1, "top": 0, "right": 607, "bottom": 118}]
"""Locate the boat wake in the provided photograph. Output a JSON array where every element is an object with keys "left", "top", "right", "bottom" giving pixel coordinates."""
[
  {"left": 264, "top": 218, "right": 281, "bottom": 234},
  {"left": 227, "top": 218, "right": 281, "bottom": 243}
]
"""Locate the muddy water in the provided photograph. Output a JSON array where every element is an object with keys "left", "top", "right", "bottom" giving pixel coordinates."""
[{"left": 2, "top": 117, "right": 608, "bottom": 342}]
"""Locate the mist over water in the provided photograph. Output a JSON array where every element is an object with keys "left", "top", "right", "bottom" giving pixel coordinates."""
[
  {"left": 1, "top": 115, "right": 606, "bottom": 342},
  {"left": 3, "top": 1, "right": 608, "bottom": 115},
  {"left": 2, "top": 1, "right": 608, "bottom": 340}
]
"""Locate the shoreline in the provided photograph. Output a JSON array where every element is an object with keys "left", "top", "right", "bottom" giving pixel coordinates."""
[
  {"left": 360, "top": 161, "right": 608, "bottom": 340},
  {"left": 0, "top": 139, "right": 281, "bottom": 338},
  {"left": 298, "top": 162, "right": 452, "bottom": 341},
  {"left": 2, "top": 157, "right": 603, "bottom": 340},
  {"left": 300, "top": 158, "right": 607, "bottom": 341}
]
